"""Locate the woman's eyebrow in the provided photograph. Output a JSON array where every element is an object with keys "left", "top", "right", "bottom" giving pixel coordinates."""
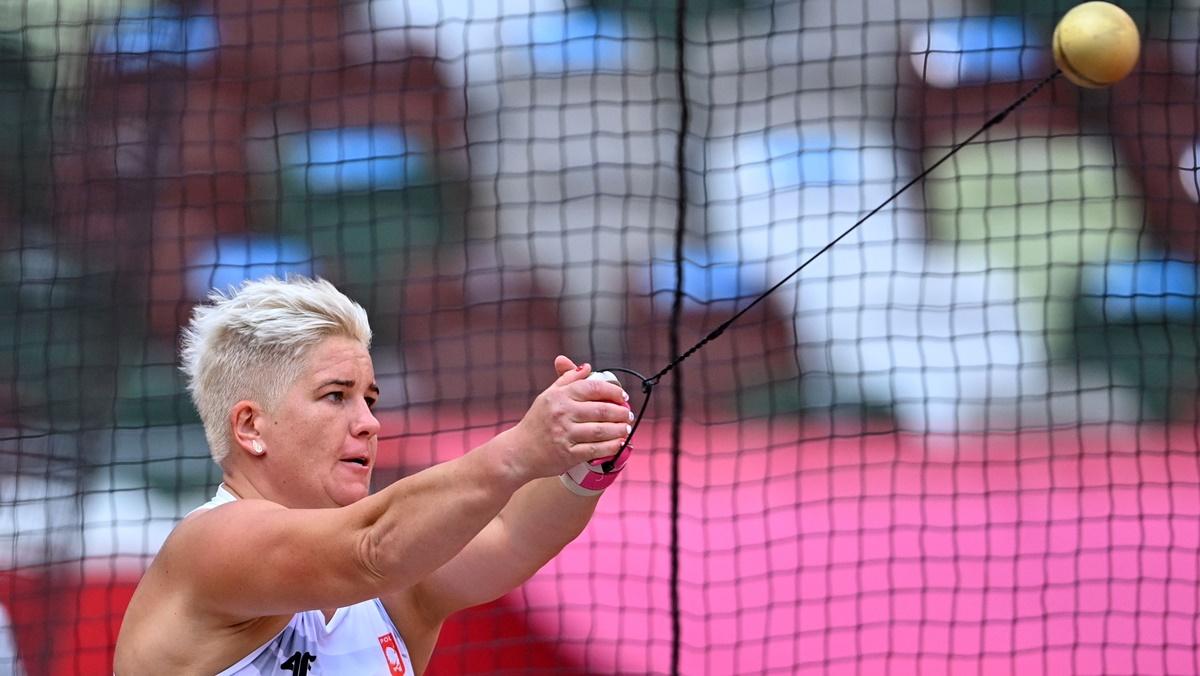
[{"left": 315, "top": 379, "right": 381, "bottom": 396}]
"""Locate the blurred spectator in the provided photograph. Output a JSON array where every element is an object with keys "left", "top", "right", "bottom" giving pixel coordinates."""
[
  {"left": 688, "top": 0, "right": 990, "bottom": 137},
  {"left": 922, "top": 132, "right": 1145, "bottom": 429},
  {"left": 1078, "top": 251, "right": 1200, "bottom": 419},
  {"left": 0, "top": 0, "right": 137, "bottom": 108},
  {"left": 399, "top": 245, "right": 572, "bottom": 412},
  {"left": 369, "top": 0, "right": 674, "bottom": 364},
  {"left": 1108, "top": 42, "right": 1200, "bottom": 259},
  {"left": 53, "top": 1, "right": 217, "bottom": 272},
  {"left": 46, "top": 0, "right": 463, "bottom": 346},
  {"left": 706, "top": 121, "right": 942, "bottom": 428},
  {"left": 265, "top": 125, "right": 446, "bottom": 345},
  {"left": 702, "top": 12, "right": 1161, "bottom": 432}
]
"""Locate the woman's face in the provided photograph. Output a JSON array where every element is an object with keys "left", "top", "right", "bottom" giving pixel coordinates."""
[{"left": 257, "top": 335, "right": 380, "bottom": 508}]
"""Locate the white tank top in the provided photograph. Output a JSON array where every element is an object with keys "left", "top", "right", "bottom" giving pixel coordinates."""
[{"left": 193, "top": 486, "right": 417, "bottom": 676}]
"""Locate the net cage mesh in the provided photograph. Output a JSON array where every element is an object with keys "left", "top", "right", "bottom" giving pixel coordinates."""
[{"left": 1, "top": 0, "right": 1200, "bottom": 673}]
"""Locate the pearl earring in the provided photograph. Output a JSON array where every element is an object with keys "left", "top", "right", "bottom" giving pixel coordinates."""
[{"left": 251, "top": 440, "right": 264, "bottom": 455}]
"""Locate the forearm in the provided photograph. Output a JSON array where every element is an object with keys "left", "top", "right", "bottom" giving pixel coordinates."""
[
  {"left": 496, "top": 475, "right": 601, "bottom": 566},
  {"left": 352, "top": 428, "right": 526, "bottom": 588},
  {"left": 395, "top": 361, "right": 631, "bottom": 618}
]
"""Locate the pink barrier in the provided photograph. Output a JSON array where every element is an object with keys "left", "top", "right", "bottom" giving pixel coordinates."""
[{"left": 385, "top": 418, "right": 1200, "bottom": 674}]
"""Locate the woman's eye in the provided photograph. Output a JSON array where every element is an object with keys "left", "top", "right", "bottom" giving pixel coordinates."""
[
  {"left": 365, "top": 397, "right": 377, "bottom": 410},
  {"left": 325, "top": 391, "right": 345, "bottom": 402}
]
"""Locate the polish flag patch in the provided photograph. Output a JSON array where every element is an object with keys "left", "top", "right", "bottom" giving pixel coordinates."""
[{"left": 378, "top": 633, "right": 407, "bottom": 675}]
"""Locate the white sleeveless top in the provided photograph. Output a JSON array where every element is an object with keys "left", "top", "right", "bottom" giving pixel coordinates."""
[{"left": 193, "top": 486, "right": 417, "bottom": 676}]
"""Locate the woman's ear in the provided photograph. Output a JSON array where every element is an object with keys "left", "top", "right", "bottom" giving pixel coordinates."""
[{"left": 230, "top": 400, "right": 266, "bottom": 458}]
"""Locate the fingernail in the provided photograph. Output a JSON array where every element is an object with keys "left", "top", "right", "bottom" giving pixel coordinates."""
[
  {"left": 628, "top": 410, "right": 635, "bottom": 423},
  {"left": 625, "top": 424, "right": 632, "bottom": 436},
  {"left": 622, "top": 391, "right": 629, "bottom": 401}
]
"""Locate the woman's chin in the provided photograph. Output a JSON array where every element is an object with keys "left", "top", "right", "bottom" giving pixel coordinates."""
[{"left": 330, "top": 466, "right": 372, "bottom": 505}]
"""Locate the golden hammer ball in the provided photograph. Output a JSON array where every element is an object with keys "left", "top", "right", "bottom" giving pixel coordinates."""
[{"left": 1052, "top": 1, "right": 1141, "bottom": 88}]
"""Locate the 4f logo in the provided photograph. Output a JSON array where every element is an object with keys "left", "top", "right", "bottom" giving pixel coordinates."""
[{"left": 281, "top": 651, "right": 316, "bottom": 675}]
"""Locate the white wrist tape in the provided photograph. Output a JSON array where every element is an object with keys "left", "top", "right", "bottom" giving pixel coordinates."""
[{"left": 560, "top": 443, "right": 633, "bottom": 496}]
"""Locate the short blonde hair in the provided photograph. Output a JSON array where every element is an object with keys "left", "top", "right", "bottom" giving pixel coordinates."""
[{"left": 180, "top": 276, "right": 372, "bottom": 464}]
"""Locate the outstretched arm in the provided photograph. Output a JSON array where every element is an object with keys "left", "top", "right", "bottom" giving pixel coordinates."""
[
  {"left": 148, "top": 359, "right": 627, "bottom": 625},
  {"left": 403, "top": 356, "right": 633, "bottom": 621},
  {"left": 154, "top": 429, "right": 519, "bottom": 623}
]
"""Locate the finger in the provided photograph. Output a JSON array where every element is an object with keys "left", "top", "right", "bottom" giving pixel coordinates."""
[
  {"left": 553, "top": 360, "right": 592, "bottom": 387},
  {"left": 571, "top": 402, "right": 636, "bottom": 425},
  {"left": 553, "top": 355, "right": 577, "bottom": 377},
  {"left": 570, "top": 438, "right": 628, "bottom": 462},
  {"left": 568, "top": 378, "right": 626, "bottom": 404},
  {"left": 568, "top": 422, "right": 631, "bottom": 445}
]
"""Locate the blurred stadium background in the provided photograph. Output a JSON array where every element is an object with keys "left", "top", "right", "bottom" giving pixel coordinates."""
[{"left": 2, "top": 0, "right": 1200, "bottom": 673}]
